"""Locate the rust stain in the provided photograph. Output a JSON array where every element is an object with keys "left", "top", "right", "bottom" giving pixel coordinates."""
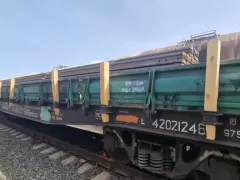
[{"left": 205, "top": 93, "right": 210, "bottom": 99}]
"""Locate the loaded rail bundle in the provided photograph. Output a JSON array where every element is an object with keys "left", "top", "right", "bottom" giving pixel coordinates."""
[{"left": 0, "top": 31, "right": 240, "bottom": 180}]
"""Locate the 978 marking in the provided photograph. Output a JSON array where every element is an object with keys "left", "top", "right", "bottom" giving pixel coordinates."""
[
  {"left": 224, "top": 129, "right": 240, "bottom": 139},
  {"left": 152, "top": 119, "right": 206, "bottom": 136}
]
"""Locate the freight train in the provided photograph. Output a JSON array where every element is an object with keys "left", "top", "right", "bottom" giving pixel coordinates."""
[{"left": 0, "top": 31, "right": 240, "bottom": 180}]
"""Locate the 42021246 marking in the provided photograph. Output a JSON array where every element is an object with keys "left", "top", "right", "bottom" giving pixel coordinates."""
[{"left": 151, "top": 119, "right": 206, "bottom": 136}]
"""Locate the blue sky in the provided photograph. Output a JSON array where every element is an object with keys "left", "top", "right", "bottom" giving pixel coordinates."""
[{"left": 0, "top": 0, "right": 239, "bottom": 79}]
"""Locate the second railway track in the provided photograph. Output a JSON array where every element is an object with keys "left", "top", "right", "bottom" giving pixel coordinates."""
[{"left": 0, "top": 115, "right": 166, "bottom": 180}]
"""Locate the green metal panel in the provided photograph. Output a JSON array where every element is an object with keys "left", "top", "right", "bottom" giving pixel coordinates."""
[
  {"left": 153, "top": 65, "right": 205, "bottom": 111},
  {"left": 152, "top": 59, "right": 240, "bottom": 114},
  {"left": 59, "top": 79, "right": 80, "bottom": 106},
  {"left": 1, "top": 86, "right": 9, "bottom": 101},
  {"left": 14, "top": 81, "right": 51, "bottom": 104},
  {"left": 76, "top": 59, "right": 240, "bottom": 114},
  {"left": 3, "top": 58, "right": 240, "bottom": 115},
  {"left": 42, "top": 82, "right": 52, "bottom": 102},
  {"left": 109, "top": 71, "right": 150, "bottom": 108},
  {"left": 23, "top": 84, "right": 41, "bottom": 103},
  {"left": 84, "top": 70, "right": 150, "bottom": 108},
  {"left": 88, "top": 77, "right": 100, "bottom": 105}
]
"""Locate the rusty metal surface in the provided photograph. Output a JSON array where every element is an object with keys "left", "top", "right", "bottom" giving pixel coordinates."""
[
  {"left": 217, "top": 32, "right": 240, "bottom": 60},
  {"left": 15, "top": 72, "right": 51, "bottom": 84},
  {"left": 185, "top": 31, "right": 240, "bottom": 62},
  {"left": 129, "top": 31, "right": 240, "bottom": 62},
  {"left": 2, "top": 79, "right": 10, "bottom": 86},
  {"left": 59, "top": 47, "right": 198, "bottom": 77}
]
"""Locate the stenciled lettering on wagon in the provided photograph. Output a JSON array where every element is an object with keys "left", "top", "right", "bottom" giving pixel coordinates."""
[
  {"left": 121, "top": 80, "right": 145, "bottom": 93},
  {"left": 152, "top": 119, "right": 206, "bottom": 136},
  {"left": 229, "top": 117, "right": 237, "bottom": 125},
  {"left": 9, "top": 103, "right": 39, "bottom": 119},
  {"left": 51, "top": 109, "right": 63, "bottom": 121},
  {"left": 224, "top": 129, "right": 240, "bottom": 139},
  {"left": 223, "top": 117, "right": 240, "bottom": 139},
  {"left": 10, "top": 104, "right": 22, "bottom": 114},
  {"left": 24, "top": 105, "right": 40, "bottom": 110},
  {"left": 23, "top": 108, "right": 39, "bottom": 118},
  {"left": 52, "top": 114, "right": 63, "bottom": 121}
]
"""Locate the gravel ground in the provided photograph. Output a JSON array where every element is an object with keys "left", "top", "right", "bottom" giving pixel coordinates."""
[{"left": 0, "top": 124, "right": 123, "bottom": 180}]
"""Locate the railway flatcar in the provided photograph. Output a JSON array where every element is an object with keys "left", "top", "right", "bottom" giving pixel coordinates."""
[{"left": 1, "top": 31, "right": 240, "bottom": 180}]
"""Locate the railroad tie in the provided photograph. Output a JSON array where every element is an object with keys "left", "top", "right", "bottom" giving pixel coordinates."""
[
  {"left": 61, "top": 156, "right": 78, "bottom": 166},
  {"left": 16, "top": 134, "right": 26, "bottom": 139},
  {"left": 0, "top": 126, "right": 7, "bottom": 130},
  {"left": 2, "top": 128, "right": 11, "bottom": 132},
  {"left": 11, "top": 132, "right": 21, "bottom": 136},
  {"left": 79, "top": 158, "right": 87, "bottom": 163},
  {"left": 21, "top": 137, "right": 32, "bottom": 141},
  {"left": 40, "top": 147, "right": 57, "bottom": 154},
  {"left": 32, "top": 143, "right": 48, "bottom": 150},
  {"left": 77, "top": 163, "right": 93, "bottom": 175},
  {"left": 0, "top": 125, "right": 6, "bottom": 128},
  {"left": 91, "top": 171, "right": 112, "bottom": 180},
  {"left": 49, "top": 150, "right": 67, "bottom": 161},
  {"left": 9, "top": 130, "right": 16, "bottom": 133}
]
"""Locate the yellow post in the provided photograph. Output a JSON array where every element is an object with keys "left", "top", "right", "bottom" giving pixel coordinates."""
[
  {"left": 204, "top": 39, "right": 221, "bottom": 140},
  {"left": 0, "top": 80, "right": 2, "bottom": 98},
  {"left": 51, "top": 68, "right": 60, "bottom": 116},
  {"left": 10, "top": 78, "right": 15, "bottom": 100},
  {"left": 100, "top": 61, "right": 110, "bottom": 122},
  {"left": 51, "top": 69, "right": 59, "bottom": 103}
]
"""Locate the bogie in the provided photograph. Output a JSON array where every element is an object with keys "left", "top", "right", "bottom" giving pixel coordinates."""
[{"left": 103, "top": 127, "right": 240, "bottom": 179}]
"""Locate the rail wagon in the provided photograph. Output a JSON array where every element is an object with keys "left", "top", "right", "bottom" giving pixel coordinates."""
[{"left": 1, "top": 31, "right": 240, "bottom": 180}]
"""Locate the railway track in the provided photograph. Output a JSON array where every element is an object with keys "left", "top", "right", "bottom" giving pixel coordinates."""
[{"left": 0, "top": 115, "right": 166, "bottom": 180}]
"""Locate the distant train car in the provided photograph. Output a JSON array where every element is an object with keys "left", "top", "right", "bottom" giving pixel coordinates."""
[{"left": 1, "top": 31, "right": 240, "bottom": 180}]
